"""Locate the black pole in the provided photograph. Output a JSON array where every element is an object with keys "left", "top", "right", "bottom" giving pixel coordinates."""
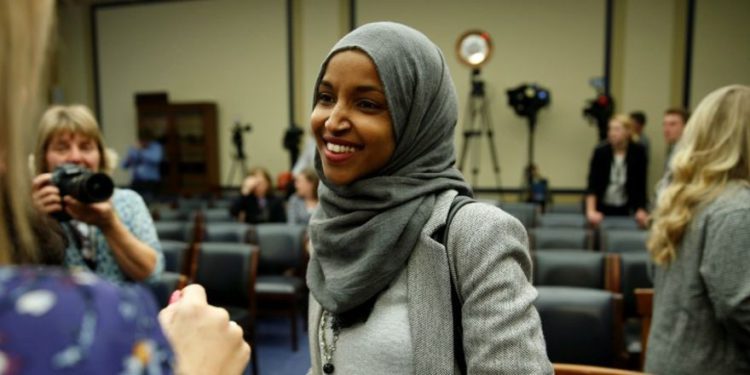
[
  {"left": 90, "top": 4, "right": 102, "bottom": 125},
  {"left": 286, "top": 0, "right": 295, "bottom": 126},
  {"left": 349, "top": 0, "right": 356, "bottom": 31},
  {"left": 682, "top": 0, "right": 696, "bottom": 108},
  {"left": 603, "top": 0, "right": 613, "bottom": 96}
]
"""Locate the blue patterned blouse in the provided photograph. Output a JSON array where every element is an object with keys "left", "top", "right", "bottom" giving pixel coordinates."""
[
  {"left": 0, "top": 266, "right": 174, "bottom": 374},
  {"left": 62, "top": 189, "right": 164, "bottom": 284}
]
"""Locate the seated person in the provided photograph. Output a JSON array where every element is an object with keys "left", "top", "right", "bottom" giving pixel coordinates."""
[
  {"left": 585, "top": 113, "right": 648, "bottom": 228},
  {"left": 31, "top": 105, "right": 164, "bottom": 283},
  {"left": 287, "top": 168, "right": 319, "bottom": 225},
  {"left": 230, "top": 167, "right": 286, "bottom": 224}
]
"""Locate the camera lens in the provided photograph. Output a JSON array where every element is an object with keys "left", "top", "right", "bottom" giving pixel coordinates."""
[{"left": 78, "top": 173, "right": 114, "bottom": 203}]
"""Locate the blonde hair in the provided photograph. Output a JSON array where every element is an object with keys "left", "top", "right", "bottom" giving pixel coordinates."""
[
  {"left": 0, "top": 0, "right": 55, "bottom": 264},
  {"left": 648, "top": 85, "right": 750, "bottom": 265},
  {"left": 610, "top": 113, "right": 636, "bottom": 142},
  {"left": 34, "top": 104, "right": 114, "bottom": 175}
]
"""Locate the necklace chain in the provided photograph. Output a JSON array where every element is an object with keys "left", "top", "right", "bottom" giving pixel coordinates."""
[{"left": 319, "top": 310, "right": 339, "bottom": 374}]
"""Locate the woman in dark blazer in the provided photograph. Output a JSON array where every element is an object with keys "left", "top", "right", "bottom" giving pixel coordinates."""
[
  {"left": 230, "top": 167, "right": 287, "bottom": 224},
  {"left": 585, "top": 114, "right": 648, "bottom": 228}
]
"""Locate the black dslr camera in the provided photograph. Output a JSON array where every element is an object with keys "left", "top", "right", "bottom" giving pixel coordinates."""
[{"left": 51, "top": 163, "right": 114, "bottom": 221}]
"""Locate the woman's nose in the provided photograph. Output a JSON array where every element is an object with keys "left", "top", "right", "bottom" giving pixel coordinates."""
[
  {"left": 66, "top": 147, "right": 83, "bottom": 164},
  {"left": 325, "top": 104, "right": 351, "bottom": 133}
]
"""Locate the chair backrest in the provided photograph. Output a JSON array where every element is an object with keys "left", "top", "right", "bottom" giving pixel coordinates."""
[
  {"left": 159, "top": 239, "right": 188, "bottom": 273},
  {"left": 533, "top": 250, "right": 618, "bottom": 290},
  {"left": 614, "top": 252, "right": 653, "bottom": 318},
  {"left": 499, "top": 202, "right": 539, "bottom": 228},
  {"left": 600, "top": 217, "right": 639, "bottom": 230},
  {"left": 154, "top": 220, "right": 197, "bottom": 242},
  {"left": 200, "top": 207, "right": 236, "bottom": 222},
  {"left": 534, "top": 286, "right": 624, "bottom": 367},
  {"left": 601, "top": 229, "right": 647, "bottom": 253},
  {"left": 154, "top": 207, "right": 193, "bottom": 221},
  {"left": 538, "top": 213, "right": 587, "bottom": 228},
  {"left": 254, "top": 223, "right": 307, "bottom": 275},
  {"left": 547, "top": 202, "right": 583, "bottom": 214},
  {"left": 202, "top": 222, "right": 256, "bottom": 243},
  {"left": 194, "top": 242, "right": 260, "bottom": 309},
  {"left": 530, "top": 227, "right": 593, "bottom": 250}
]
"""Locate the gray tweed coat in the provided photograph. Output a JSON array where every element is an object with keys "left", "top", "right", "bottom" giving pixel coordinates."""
[
  {"left": 645, "top": 183, "right": 750, "bottom": 374},
  {"left": 308, "top": 190, "right": 553, "bottom": 374}
]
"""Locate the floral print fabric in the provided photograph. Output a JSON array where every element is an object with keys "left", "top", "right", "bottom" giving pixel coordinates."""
[{"left": 0, "top": 266, "right": 173, "bottom": 374}]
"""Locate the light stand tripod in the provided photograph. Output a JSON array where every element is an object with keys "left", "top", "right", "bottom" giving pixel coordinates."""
[
  {"left": 458, "top": 69, "right": 502, "bottom": 189},
  {"left": 226, "top": 123, "right": 250, "bottom": 185}
]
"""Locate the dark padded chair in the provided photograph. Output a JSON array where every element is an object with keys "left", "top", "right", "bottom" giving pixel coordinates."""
[
  {"left": 534, "top": 286, "right": 625, "bottom": 367},
  {"left": 159, "top": 239, "right": 198, "bottom": 281},
  {"left": 537, "top": 213, "right": 587, "bottom": 228},
  {"left": 499, "top": 202, "right": 539, "bottom": 228},
  {"left": 194, "top": 242, "right": 260, "bottom": 375},
  {"left": 202, "top": 222, "right": 256, "bottom": 244},
  {"left": 154, "top": 207, "right": 195, "bottom": 221},
  {"left": 533, "top": 250, "right": 618, "bottom": 290},
  {"left": 529, "top": 227, "right": 593, "bottom": 250},
  {"left": 199, "top": 207, "right": 236, "bottom": 223},
  {"left": 547, "top": 202, "right": 583, "bottom": 214},
  {"left": 610, "top": 252, "right": 653, "bottom": 364},
  {"left": 253, "top": 223, "right": 307, "bottom": 352},
  {"left": 600, "top": 217, "right": 640, "bottom": 230},
  {"left": 154, "top": 220, "right": 198, "bottom": 242},
  {"left": 146, "top": 271, "right": 187, "bottom": 309},
  {"left": 600, "top": 229, "right": 647, "bottom": 253}
]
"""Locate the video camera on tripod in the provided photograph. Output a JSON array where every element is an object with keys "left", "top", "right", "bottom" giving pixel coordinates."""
[
  {"left": 232, "top": 121, "right": 252, "bottom": 160},
  {"left": 582, "top": 77, "right": 614, "bottom": 141}
]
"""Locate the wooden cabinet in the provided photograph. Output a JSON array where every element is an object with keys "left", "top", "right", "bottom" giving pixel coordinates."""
[{"left": 137, "top": 102, "right": 219, "bottom": 195}]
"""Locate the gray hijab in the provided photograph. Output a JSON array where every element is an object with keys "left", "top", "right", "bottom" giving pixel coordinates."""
[{"left": 307, "top": 22, "right": 472, "bottom": 314}]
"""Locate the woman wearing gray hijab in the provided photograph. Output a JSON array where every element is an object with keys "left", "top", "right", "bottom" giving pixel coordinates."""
[{"left": 306, "top": 22, "right": 551, "bottom": 374}]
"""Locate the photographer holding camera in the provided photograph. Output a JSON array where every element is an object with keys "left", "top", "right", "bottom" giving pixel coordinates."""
[{"left": 31, "top": 105, "right": 164, "bottom": 283}]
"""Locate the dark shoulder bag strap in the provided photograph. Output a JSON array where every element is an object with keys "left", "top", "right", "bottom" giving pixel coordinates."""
[{"left": 434, "top": 194, "right": 474, "bottom": 374}]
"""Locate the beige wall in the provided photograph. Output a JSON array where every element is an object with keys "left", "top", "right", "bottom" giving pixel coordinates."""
[
  {"left": 96, "top": 0, "right": 287, "bottom": 185},
  {"left": 359, "top": 0, "right": 606, "bottom": 190},
  {"left": 618, "top": 0, "right": 680, "bottom": 196},
  {"left": 55, "top": 0, "right": 750, "bottom": 193},
  {"left": 691, "top": 0, "right": 750, "bottom": 107}
]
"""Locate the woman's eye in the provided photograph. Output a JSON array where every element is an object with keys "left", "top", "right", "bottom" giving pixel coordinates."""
[
  {"left": 317, "top": 92, "right": 334, "bottom": 104},
  {"left": 358, "top": 100, "right": 382, "bottom": 111}
]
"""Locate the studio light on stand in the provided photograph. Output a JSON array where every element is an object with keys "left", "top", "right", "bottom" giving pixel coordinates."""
[
  {"left": 582, "top": 77, "right": 614, "bottom": 142},
  {"left": 455, "top": 30, "right": 502, "bottom": 190},
  {"left": 506, "top": 83, "right": 550, "bottom": 203}
]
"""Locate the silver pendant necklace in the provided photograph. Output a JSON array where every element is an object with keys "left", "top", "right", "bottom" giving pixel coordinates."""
[{"left": 319, "top": 310, "right": 340, "bottom": 374}]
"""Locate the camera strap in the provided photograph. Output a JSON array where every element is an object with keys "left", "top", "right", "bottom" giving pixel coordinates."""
[{"left": 63, "top": 221, "right": 98, "bottom": 271}]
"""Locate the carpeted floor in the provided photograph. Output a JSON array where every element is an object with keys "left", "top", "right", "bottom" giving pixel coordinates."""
[{"left": 254, "top": 316, "right": 311, "bottom": 375}]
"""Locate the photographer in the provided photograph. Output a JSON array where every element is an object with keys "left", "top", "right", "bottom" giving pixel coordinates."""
[
  {"left": 230, "top": 167, "right": 286, "bottom": 224},
  {"left": 31, "top": 105, "right": 164, "bottom": 283}
]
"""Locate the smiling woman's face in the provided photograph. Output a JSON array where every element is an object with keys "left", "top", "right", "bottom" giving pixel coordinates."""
[{"left": 310, "top": 50, "right": 395, "bottom": 186}]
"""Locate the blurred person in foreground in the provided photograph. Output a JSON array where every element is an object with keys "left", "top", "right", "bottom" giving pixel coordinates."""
[
  {"left": 646, "top": 85, "right": 750, "bottom": 374},
  {"left": 0, "top": 1, "right": 249, "bottom": 373}
]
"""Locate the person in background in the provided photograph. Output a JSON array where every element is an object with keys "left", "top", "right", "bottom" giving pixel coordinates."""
[
  {"left": 630, "top": 110, "right": 650, "bottom": 163},
  {"left": 646, "top": 84, "right": 750, "bottom": 374},
  {"left": 122, "top": 127, "right": 164, "bottom": 203},
  {"left": 230, "top": 166, "right": 287, "bottom": 224},
  {"left": 31, "top": 104, "right": 164, "bottom": 284},
  {"left": 0, "top": 1, "right": 249, "bottom": 373},
  {"left": 287, "top": 167, "right": 319, "bottom": 225},
  {"left": 585, "top": 114, "right": 649, "bottom": 228},
  {"left": 662, "top": 107, "right": 689, "bottom": 170},
  {"left": 305, "top": 22, "right": 551, "bottom": 374},
  {"left": 654, "top": 107, "right": 690, "bottom": 197}
]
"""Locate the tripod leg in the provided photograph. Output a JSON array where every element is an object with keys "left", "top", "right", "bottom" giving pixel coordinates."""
[
  {"left": 480, "top": 97, "right": 502, "bottom": 189},
  {"left": 458, "top": 95, "right": 475, "bottom": 172}
]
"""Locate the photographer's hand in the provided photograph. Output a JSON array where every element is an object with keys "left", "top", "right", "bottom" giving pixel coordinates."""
[
  {"left": 63, "top": 195, "right": 117, "bottom": 228},
  {"left": 64, "top": 195, "right": 158, "bottom": 281},
  {"left": 31, "top": 173, "right": 63, "bottom": 215}
]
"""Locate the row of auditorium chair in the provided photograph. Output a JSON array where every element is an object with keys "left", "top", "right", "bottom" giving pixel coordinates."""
[
  {"left": 147, "top": 198, "right": 654, "bottom": 373},
  {"left": 147, "top": 207, "right": 308, "bottom": 375}
]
